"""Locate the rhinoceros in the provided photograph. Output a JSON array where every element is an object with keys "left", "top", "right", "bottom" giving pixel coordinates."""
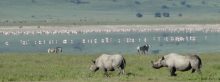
[
  {"left": 151, "top": 53, "right": 202, "bottom": 76},
  {"left": 90, "top": 54, "right": 126, "bottom": 76}
]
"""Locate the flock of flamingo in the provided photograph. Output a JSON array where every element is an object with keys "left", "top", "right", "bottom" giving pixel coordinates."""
[
  {"left": 0, "top": 24, "right": 220, "bottom": 36},
  {"left": 0, "top": 24, "right": 219, "bottom": 46}
]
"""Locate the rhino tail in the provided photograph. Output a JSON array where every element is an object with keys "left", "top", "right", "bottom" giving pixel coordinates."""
[
  {"left": 120, "top": 57, "right": 126, "bottom": 69},
  {"left": 121, "top": 57, "right": 126, "bottom": 74},
  {"left": 194, "top": 55, "right": 202, "bottom": 69}
]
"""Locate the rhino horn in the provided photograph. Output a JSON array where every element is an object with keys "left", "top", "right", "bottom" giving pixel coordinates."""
[
  {"left": 161, "top": 56, "right": 165, "bottom": 60},
  {"left": 91, "top": 60, "right": 96, "bottom": 64},
  {"left": 151, "top": 61, "right": 154, "bottom": 64}
]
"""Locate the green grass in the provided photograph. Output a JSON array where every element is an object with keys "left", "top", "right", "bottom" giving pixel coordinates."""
[{"left": 0, "top": 53, "right": 220, "bottom": 82}]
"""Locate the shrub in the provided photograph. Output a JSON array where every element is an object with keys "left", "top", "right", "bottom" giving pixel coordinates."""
[
  {"left": 161, "top": 5, "right": 169, "bottom": 9},
  {"left": 112, "top": 0, "right": 117, "bottom": 2},
  {"left": 181, "top": 1, "right": 186, "bottom": 5},
  {"left": 202, "top": 1, "right": 206, "bottom": 5},
  {"left": 186, "top": 4, "right": 191, "bottom": 8},
  {"left": 31, "top": 0, "right": 36, "bottom": 3},
  {"left": 134, "top": 1, "right": 141, "bottom": 5},
  {"left": 163, "top": 12, "right": 170, "bottom": 17},
  {"left": 155, "top": 12, "right": 161, "bottom": 17},
  {"left": 178, "top": 13, "right": 183, "bottom": 17},
  {"left": 136, "top": 13, "right": 143, "bottom": 18}
]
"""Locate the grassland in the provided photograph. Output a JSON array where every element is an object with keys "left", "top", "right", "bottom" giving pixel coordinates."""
[
  {"left": 1, "top": 0, "right": 220, "bottom": 25},
  {"left": 0, "top": 53, "right": 219, "bottom": 82}
]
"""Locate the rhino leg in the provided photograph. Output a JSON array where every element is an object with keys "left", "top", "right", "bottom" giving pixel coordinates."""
[
  {"left": 118, "top": 68, "right": 125, "bottom": 75},
  {"left": 118, "top": 69, "right": 122, "bottom": 75},
  {"left": 118, "top": 60, "right": 126, "bottom": 75},
  {"left": 191, "top": 69, "right": 196, "bottom": 73},
  {"left": 192, "top": 68, "right": 202, "bottom": 75},
  {"left": 137, "top": 50, "right": 140, "bottom": 55},
  {"left": 104, "top": 69, "right": 109, "bottom": 77},
  {"left": 122, "top": 69, "right": 125, "bottom": 75},
  {"left": 191, "top": 65, "right": 202, "bottom": 74},
  {"left": 170, "top": 67, "right": 177, "bottom": 76},
  {"left": 197, "top": 69, "right": 202, "bottom": 74}
]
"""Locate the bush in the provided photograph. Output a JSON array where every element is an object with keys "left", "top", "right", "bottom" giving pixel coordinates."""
[
  {"left": 31, "top": 0, "right": 36, "bottom": 3},
  {"left": 178, "top": 13, "right": 183, "bottom": 17},
  {"left": 155, "top": 12, "right": 161, "bottom": 17},
  {"left": 202, "top": 1, "right": 206, "bottom": 5},
  {"left": 181, "top": 1, "right": 186, "bottom": 5},
  {"left": 112, "top": 0, "right": 117, "bottom": 2},
  {"left": 136, "top": 13, "right": 143, "bottom": 18},
  {"left": 134, "top": 1, "right": 141, "bottom": 5},
  {"left": 161, "top": 5, "right": 169, "bottom": 9},
  {"left": 186, "top": 4, "right": 191, "bottom": 8},
  {"left": 163, "top": 12, "right": 170, "bottom": 17}
]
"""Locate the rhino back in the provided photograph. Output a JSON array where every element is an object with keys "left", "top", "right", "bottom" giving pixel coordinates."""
[
  {"left": 110, "top": 54, "right": 124, "bottom": 67},
  {"left": 95, "top": 54, "right": 124, "bottom": 69},
  {"left": 188, "top": 55, "right": 202, "bottom": 68},
  {"left": 165, "top": 53, "right": 191, "bottom": 70}
]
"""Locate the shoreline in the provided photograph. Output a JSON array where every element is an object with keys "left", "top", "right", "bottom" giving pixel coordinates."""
[
  {"left": 0, "top": 24, "right": 220, "bottom": 36},
  {"left": 0, "top": 24, "right": 220, "bottom": 32}
]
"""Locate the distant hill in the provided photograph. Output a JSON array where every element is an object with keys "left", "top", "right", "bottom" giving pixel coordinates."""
[{"left": 0, "top": 0, "right": 220, "bottom": 25}]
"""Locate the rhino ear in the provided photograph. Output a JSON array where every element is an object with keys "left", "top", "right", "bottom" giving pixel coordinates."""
[
  {"left": 151, "top": 61, "right": 154, "bottom": 64},
  {"left": 91, "top": 60, "right": 96, "bottom": 64},
  {"left": 161, "top": 56, "right": 165, "bottom": 60}
]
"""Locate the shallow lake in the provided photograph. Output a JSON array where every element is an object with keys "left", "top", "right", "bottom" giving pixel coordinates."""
[{"left": 0, "top": 25, "right": 220, "bottom": 54}]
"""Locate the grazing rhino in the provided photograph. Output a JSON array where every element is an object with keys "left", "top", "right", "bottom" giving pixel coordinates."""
[
  {"left": 151, "top": 53, "right": 202, "bottom": 76},
  {"left": 90, "top": 54, "right": 126, "bottom": 76}
]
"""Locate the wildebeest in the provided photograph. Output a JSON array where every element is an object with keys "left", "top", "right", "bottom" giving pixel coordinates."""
[
  {"left": 90, "top": 54, "right": 126, "bottom": 77},
  {"left": 137, "top": 44, "right": 150, "bottom": 55},
  {"left": 151, "top": 53, "right": 202, "bottom": 76},
  {"left": 47, "top": 47, "right": 62, "bottom": 54}
]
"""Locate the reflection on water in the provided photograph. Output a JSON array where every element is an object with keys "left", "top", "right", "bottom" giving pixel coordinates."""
[{"left": 0, "top": 25, "right": 220, "bottom": 54}]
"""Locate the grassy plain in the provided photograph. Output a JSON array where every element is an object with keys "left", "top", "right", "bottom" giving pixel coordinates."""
[
  {"left": 0, "top": 53, "right": 220, "bottom": 82},
  {"left": 1, "top": 0, "right": 220, "bottom": 25}
]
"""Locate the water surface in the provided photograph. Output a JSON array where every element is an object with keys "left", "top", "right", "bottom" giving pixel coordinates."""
[{"left": 1, "top": 25, "right": 220, "bottom": 54}]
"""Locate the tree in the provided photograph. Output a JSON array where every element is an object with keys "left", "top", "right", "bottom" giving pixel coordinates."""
[
  {"left": 112, "top": 0, "right": 117, "bottom": 2},
  {"left": 186, "top": 4, "right": 191, "bottom": 8},
  {"left": 201, "top": 1, "right": 206, "bottom": 5},
  {"left": 161, "top": 5, "right": 169, "bottom": 9},
  {"left": 136, "top": 13, "right": 143, "bottom": 18},
  {"left": 31, "top": 0, "right": 36, "bottom": 3},
  {"left": 180, "top": 1, "right": 186, "bottom": 5},
  {"left": 155, "top": 12, "right": 161, "bottom": 17},
  {"left": 178, "top": 13, "right": 183, "bottom": 17},
  {"left": 163, "top": 12, "right": 170, "bottom": 17},
  {"left": 134, "top": 1, "right": 141, "bottom": 5},
  {"left": 70, "top": 0, "right": 89, "bottom": 4}
]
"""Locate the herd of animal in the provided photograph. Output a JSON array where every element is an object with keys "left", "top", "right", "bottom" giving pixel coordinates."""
[
  {"left": 47, "top": 44, "right": 151, "bottom": 55},
  {"left": 47, "top": 47, "right": 62, "bottom": 54},
  {"left": 47, "top": 45, "right": 202, "bottom": 77},
  {"left": 89, "top": 53, "right": 202, "bottom": 77}
]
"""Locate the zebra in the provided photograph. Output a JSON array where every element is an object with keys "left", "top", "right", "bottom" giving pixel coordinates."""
[
  {"left": 137, "top": 44, "right": 151, "bottom": 55},
  {"left": 48, "top": 47, "right": 62, "bottom": 54}
]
